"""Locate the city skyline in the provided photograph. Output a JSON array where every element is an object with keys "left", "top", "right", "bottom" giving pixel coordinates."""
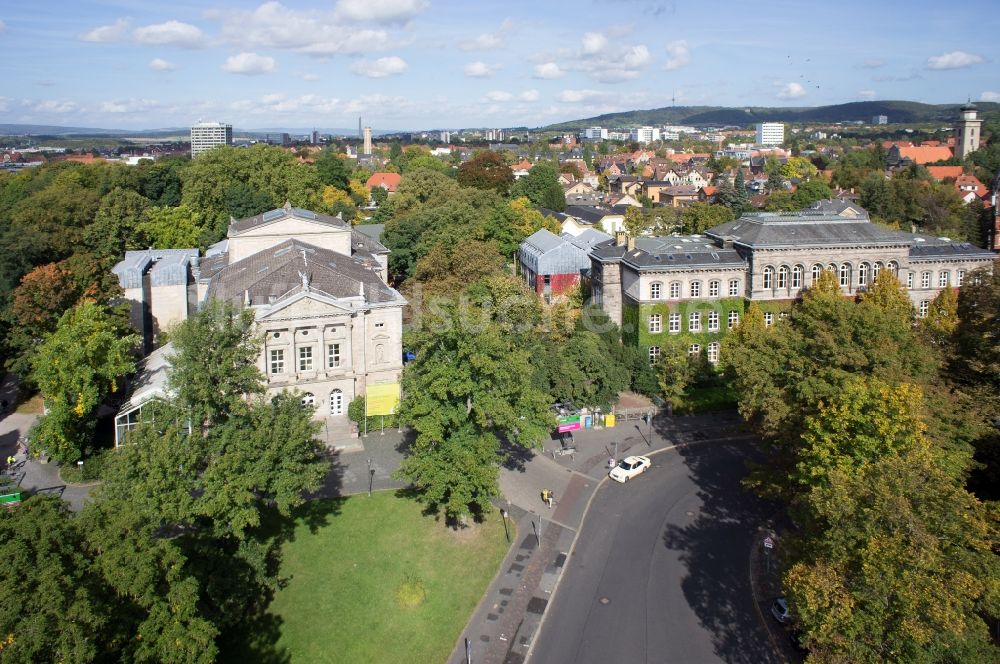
[{"left": 0, "top": 0, "right": 997, "bottom": 131}]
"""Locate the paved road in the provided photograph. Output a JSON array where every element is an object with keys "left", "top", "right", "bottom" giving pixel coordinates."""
[{"left": 530, "top": 440, "right": 779, "bottom": 664}]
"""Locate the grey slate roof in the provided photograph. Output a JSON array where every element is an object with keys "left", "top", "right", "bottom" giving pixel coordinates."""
[
  {"left": 590, "top": 236, "right": 746, "bottom": 270},
  {"left": 354, "top": 224, "right": 386, "bottom": 246},
  {"left": 229, "top": 202, "right": 349, "bottom": 235},
  {"left": 565, "top": 229, "right": 612, "bottom": 250},
  {"left": 113, "top": 249, "right": 198, "bottom": 288},
  {"left": 205, "top": 239, "right": 403, "bottom": 308},
  {"left": 705, "top": 212, "right": 913, "bottom": 249},
  {"left": 351, "top": 228, "right": 389, "bottom": 256},
  {"left": 908, "top": 236, "right": 997, "bottom": 260}
]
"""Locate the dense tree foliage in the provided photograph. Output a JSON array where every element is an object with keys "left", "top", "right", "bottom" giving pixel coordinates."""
[
  {"left": 512, "top": 162, "right": 566, "bottom": 211},
  {"left": 456, "top": 150, "right": 513, "bottom": 194}
]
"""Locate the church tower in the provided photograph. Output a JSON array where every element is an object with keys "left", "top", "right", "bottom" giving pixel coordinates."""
[{"left": 955, "top": 101, "right": 982, "bottom": 160}]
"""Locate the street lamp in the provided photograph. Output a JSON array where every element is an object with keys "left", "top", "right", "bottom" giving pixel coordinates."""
[
  {"left": 366, "top": 457, "right": 374, "bottom": 497},
  {"left": 500, "top": 508, "right": 510, "bottom": 543}
]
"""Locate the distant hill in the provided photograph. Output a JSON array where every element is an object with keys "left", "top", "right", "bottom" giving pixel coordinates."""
[
  {"left": 0, "top": 124, "right": 404, "bottom": 139},
  {"left": 541, "top": 101, "right": 1000, "bottom": 131}
]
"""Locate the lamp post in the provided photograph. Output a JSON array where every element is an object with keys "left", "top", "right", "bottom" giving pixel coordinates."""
[
  {"left": 500, "top": 508, "right": 510, "bottom": 543},
  {"left": 77, "top": 460, "right": 83, "bottom": 478},
  {"left": 366, "top": 457, "right": 374, "bottom": 497}
]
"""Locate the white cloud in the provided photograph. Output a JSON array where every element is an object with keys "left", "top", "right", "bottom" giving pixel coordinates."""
[
  {"left": 80, "top": 18, "right": 129, "bottom": 43},
  {"left": 533, "top": 62, "right": 563, "bottom": 79},
  {"left": 100, "top": 98, "right": 160, "bottom": 113},
  {"left": 350, "top": 56, "right": 407, "bottom": 78},
  {"left": 926, "top": 51, "right": 984, "bottom": 70},
  {"left": 334, "top": 0, "right": 428, "bottom": 24},
  {"left": 776, "top": 82, "right": 806, "bottom": 100},
  {"left": 209, "top": 3, "right": 388, "bottom": 56},
  {"left": 858, "top": 89, "right": 876, "bottom": 100},
  {"left": 460, "top": 19, "right": 513, "bottom": 51},
  {"left": 222, "top": 52, "right": 276, "bottom": 75},
  {"left": 0, "top": 20, "right": 6, "bottom": 33},
  {"left": 148, "top": 58, "right": 176, "bottom": 71},
  {"left": 33, "top": 100, "right": 79, "bottom": 114},
  {"left": 981, "top": 91, "right": 1000, "bottom": 102},
  {"left": 134, "top": 20, "right": 205, "bottom": 48},
  {"left": 302, "top": 73, "right": 320, "bottom": 81},
  {"left": 622, "top": 45, "right": 650, "bottom": 68},
  {"left": 483, "top": 90, "right": 513, "bottom": 102},
  {"left": 558, "top": 89, "right": 608, "bottom": 104},
  {"left": 581, "top": 32, "right": 607, "bottom": 55},
  {"left": 861, "top": 58, "right": 885, "bottom": 69},
  {"left": 464, "top": 61, "right": 499, "bottom": 78},
  {"left": 664, "top": 40, "right": 689, "bottom": 70},
  {"left": 0, "top": 97, "right": 9, "bottom": 112},
  {"left": 519, "top": 89, "right": 540, "bottom": 102}
]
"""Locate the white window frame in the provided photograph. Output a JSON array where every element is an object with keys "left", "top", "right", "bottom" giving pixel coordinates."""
[
  {"left": 791, "top": 265, "right": 803, "bottom": 289},
  {"left": 688, "top": 344, "right": 701, "bottom": 357},
  {"left": 649, "top": 346, "right": 661, "bottom": 365},
  {"left": 728, "top": 279, "right": 740, "bottom": 297},
  {"left": 270, "top": 348, "right": 284, "bottom": 375},
  {"left": 918, "top": 301, "right": 929, "bottom": 318},
  {"left": 329, "top": 389, "right": 344, "bottom": 416},
  {"left": 327, "top": 343, "right": 342, "bottom": 369},
  {"left": 648, "top": 314, "right": 662, "bottom": 334},
  {"left": 669, "top": 281, "right": 681, "bottom": 299},
  {"left": 906, "top": 271, "right": 913, "bottom": 288},
  {"left": 707, "top": 342, "right": 719, "bottom": 364},
  {"left": 708, "top": 280, "right": 720, "bottom": 297},
  {"left": 708, "top": 310, "right": 720, "bottom": 331},
  {"left": 921, "top": 271, "right": 931, "bottom": 289},
  {"left": 668, "top": 313, "right": 681, "bottom": 333},
  {"left": 811, "top": 264, "right": 822, "bottom": 284},
  {"left": 728, "top": 310, "right": 739, "bottom": 329},
  {"left": 957, "top": 270, "right": 965, "bottom": 286},
  {"left": 650, "top": 282, "right": 662, "bottom": 300},
  {"left": 777, "top": 266, "right": 789, "bottom": 289},
  {"left": 839, "top": 263, "right": 851, "bottom": 288},
  {"left": 764, "top": 312, "right": 774, "bottom": 327},
  {"left": 690, "top": 281, "right": 701, "bottom": 298},
  {"left": 858, "top": 263, "right": 868, "bottom": 287},
  {"left": 298, "top": 346, "right": 314, "bottom": 372},
  {"left": 689, "top": 311, "right": 701, "bottom": 332},
  {"left": 762, "top": 266, "right": 774, "bottom": 290},
  {"left": 938, "top": 271, "right": 949, "bottom": 288}
]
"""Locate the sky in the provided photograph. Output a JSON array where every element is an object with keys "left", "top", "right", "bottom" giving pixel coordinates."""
[{"left": 0, "top": 0, "right": 997, "bottom": 131}]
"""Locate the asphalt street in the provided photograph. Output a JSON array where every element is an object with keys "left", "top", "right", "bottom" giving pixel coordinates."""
[{"left": 529, "top": 440, "right": 779, "bottom": 664}]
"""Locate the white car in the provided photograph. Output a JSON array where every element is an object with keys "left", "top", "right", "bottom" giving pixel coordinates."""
[{"left": 609, "top": 455, "right": 651, "bottom": 483}]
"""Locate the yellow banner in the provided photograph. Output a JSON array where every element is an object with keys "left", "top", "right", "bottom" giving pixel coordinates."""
[{"left": 366, "top": 383, "right": 400, "bottom": 416}]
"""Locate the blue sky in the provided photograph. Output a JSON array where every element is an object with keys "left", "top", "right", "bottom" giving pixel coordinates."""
[{"left": 0, "top": 0, "right": 997, "bottom": 131}]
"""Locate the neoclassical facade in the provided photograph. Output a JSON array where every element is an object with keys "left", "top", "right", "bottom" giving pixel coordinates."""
[
  {"left": 589, "top": 201, "right": 997, "bottom": 365},
  {"left": 113, "top": 203, "right": 405, "bottom": 446}
]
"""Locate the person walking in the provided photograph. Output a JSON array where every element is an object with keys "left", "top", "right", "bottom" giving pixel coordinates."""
[{"left": 541, "top": 488, "right": 552, "bottom": 509}]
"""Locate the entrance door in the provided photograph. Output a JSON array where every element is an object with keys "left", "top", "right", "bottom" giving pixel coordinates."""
[{"left": 329, "top": 389, "right": 344, "bottom": 416}]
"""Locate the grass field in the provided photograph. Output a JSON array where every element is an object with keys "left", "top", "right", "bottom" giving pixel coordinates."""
[{"left": 229, "top": 492, "right": 510, "bottom": 664}]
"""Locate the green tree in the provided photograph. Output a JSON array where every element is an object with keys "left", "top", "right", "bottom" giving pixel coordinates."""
[
  {"left": 678, "top": 202, "right": 735, "bottom": 234},
  {"left": 655, "top": 336, "right": 695, "bottom": 409},
  {"left": 314, "top": 148, "right": 352, "bottom": 190},
  {"left": 512, "top": 162, "right": 566, "bottom": 211},
  {"left": 138, "top": 205, "right": 206, "bottom": 249},
  {"left": 84, "top": 187, "right": 152, "bottom": 264},
  {"left": 395, "top": 303, "right": 553, "bottom": 520},
  {"left": 166, "top": 299, "right": 263, "bottom": 430},
  {"left": 0, "top": 497, "right": 109, "bottom": 664},
  {"left": 456, "top": 151, "right": 513, "bottom": 194},
  {"left": 31, "top": 301, "right": 138, "bottom": 462}
]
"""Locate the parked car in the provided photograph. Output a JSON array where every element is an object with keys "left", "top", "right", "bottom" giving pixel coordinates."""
[
  {"left": 608, "top": 455, "right": 651, "bottom": 483},
  {"left": 770, "top": 597, "right": 790, "bottom": 624}
]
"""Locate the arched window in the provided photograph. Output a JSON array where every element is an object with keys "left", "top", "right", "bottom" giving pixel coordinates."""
[
  {"left": 777, "top": 266, "right": 789, "bottom": 289},
  {"left": 669, "top": 281, "right": 681, "bottom": 299},
  {"left": 301, "top": 392, "right": 315, "bottom": 408},
  {"left": 839, "top": 263, "right": 851, "bottom": 288},
  {"left": 762, "top": 266, "right": 775, "bottom": 290},
  {"left": 887, "top": 261, "right": 898, "bottom": 275},
  {"left": 688, "top": 344, "right": 701, "bottom": 357},
  {"left": 827, "top": 263, "right": 837, "bottom": 274},
  {"left": 792, "top": 265, "right": 803, "bottom": 289},
  {"left": 811, "top": 264, "right": 823, "bottom": 284},
  {"left": 708, "top": 280, "right": 720, "bottom": 297},
  {"left": 858, "top": 263, "right": 869, "bottom": 287},
  {"left": 650, "top": 282, "right": 662, "bottom": 299},
  {"left": 330, "top": 390, "right": 344, "bottom": 416},
  {"left": 872, "top": 262, "right": 882, "bottom": 281},
  {"left": 707, "top": 342, "right": 720, "bottom": 364}
]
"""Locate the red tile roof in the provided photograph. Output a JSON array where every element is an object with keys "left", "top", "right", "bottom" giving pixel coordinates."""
[
  {"left": 366, "top": 172, "right": 402, "bottom": 192},
  {"left": 926, "top": 166, "right": 964, "bottom": 181},
  {"left": 896, "top": 145, "right": 954, "bottom": 165}
]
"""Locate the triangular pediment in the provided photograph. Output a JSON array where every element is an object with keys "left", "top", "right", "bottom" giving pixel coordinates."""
[
  {"left": 258, "top": 291, "right": 356, "bottom": 321},
  {"left": 237, "top": 215, "right": 351, "bottom": 239}
]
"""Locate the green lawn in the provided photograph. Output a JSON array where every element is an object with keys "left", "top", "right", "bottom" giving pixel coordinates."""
[{"left": 230, "top": 492, "right": 511, "bottom": 664}]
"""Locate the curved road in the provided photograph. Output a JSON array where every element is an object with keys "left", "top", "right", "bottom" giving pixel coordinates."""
[{"left": 530, "top": 440, "right": 779, "bottom": 664}]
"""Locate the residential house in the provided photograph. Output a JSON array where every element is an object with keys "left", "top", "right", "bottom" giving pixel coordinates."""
[
  {"left": 366, "top": 172, "right": 402, "bottom": 194},
  {"left": 659, "top": 185, "right": 701, "bottom": 208},
  {"left": 954, "top": 174, "right": 988, "bottom": 205},
  {"left": 887, "top": 143, "right": 954, "bottom": 166}
]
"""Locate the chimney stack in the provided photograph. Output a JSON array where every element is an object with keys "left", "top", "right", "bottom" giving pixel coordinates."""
[
  {"left": 627, "top": 236, "right": 635, "bottom": 251},
  {"left": 615, "top": 230, "right": 627, "bottom": 246}
]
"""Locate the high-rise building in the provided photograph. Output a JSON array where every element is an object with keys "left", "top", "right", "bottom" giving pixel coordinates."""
[
  {"left": 872, "top": 115, "right": 888, "bottom": 125},
  {"left": 955, "top": 102, "right": 982, "bottom": 160},
  {"left": 190, "top": 122, "right": 233, "bottom": 157},
  {"left": 363, "top": 127, "right": 372, "bottom": 155},
  {"left": 755, "top": 122, "right": 784, "bottom": 146},
  {"left": 311, "top": 129, "right": 320, "bottom": 145},
  {"left": 439, "top": 130, "right": 451, "bottom": 144},
  {"left": 630, "top": 126, "right": 660, "bottom": 144},
  {"left": 583, "top": 127, "right": 608, "bottom": 140}
]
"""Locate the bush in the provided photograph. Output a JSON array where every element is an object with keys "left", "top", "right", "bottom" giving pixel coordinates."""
[{"left": 348, "top": 395, "right": 398, "bottom": 432}]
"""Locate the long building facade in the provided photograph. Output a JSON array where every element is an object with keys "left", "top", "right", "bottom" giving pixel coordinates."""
[
  {"left": 112, "top": 203, "right": 404, "bottom": 446},
  {"left": 589, "top": 201, "right": 996, "bottom": 365}
]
